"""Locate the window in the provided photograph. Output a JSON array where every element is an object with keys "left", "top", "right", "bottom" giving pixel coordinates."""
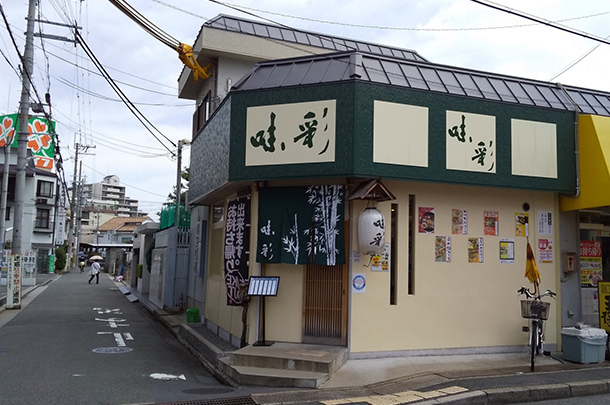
[
  {"left": 35, "top": 208, "right": 51, "bottom": 229},
  {"left": 5, "top": 207, "right": 10, "bottom": 221},
  {"left": 37, "top": 180, "right": 54, "bottom": 198}
]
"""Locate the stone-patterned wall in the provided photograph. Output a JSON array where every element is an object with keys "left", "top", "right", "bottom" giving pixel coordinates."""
[{"left": 189, "top": 101, "right": 231, "bottom": 202}]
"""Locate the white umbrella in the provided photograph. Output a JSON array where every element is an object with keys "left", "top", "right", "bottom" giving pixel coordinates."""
[{"left": 89, "top": 255, "right": 103, "bottom": 261}]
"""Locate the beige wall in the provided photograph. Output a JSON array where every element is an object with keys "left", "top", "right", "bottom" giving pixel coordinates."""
[
  {"left": 204, "top": 179, "right": 560, "bottom": 354},
  {"left": 350, "top": 180, "right": 560, "bottom": 354}
]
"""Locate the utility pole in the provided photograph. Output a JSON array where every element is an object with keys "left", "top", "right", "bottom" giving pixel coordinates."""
[
  {"left": 67, "top": 142, "right": 94, "bottom": 268},
  {"left": 13, "top": 0, "right": 37, "bottom": 255},
  {"left": 175, "top": 139, "right": 190, "bottom": 227}
]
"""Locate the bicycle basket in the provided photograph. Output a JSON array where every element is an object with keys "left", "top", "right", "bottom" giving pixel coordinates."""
[{"left": 520, "top": 300, "right": 550, "bottom": 320}]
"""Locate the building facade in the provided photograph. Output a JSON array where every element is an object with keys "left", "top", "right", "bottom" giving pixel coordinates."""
[{"left": 180, "top": 15, "right": 610, "bottom": 357}]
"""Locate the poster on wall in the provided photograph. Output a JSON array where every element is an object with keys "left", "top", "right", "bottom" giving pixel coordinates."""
[
  {"left": 435, "top": 236, "right": 451, "bottom": 262},
  {"left": 484, "top": 210, "right": 499, "bottom": 236},
  {"left": 515, "top": 212, "right": 529, "bottom": 237},
  {"left": 419, "top": 207, "right": 435, "bottom": 233},
  {"left": 538, "top": 211, "right": 553, "bottom": 235},
  {"left": 223, "top": 196, "right": 251, "bottom": 306},
  {"left": 538, "top": 238, "right": 553, "bottom": 263},
  {"left": 371, "top": 242, "right": 390, "bottom": 271},
  {"left": 468, "top": 237, "right": 484, "bottom": 263},
  {"left": 499, "top": 238, "right": 515, "bottom": 264},
  {"left": 451, "top": 209, "right": 468, "bottom": 235},
  {"left": 352, "top": 273, "right": 366, "bottom": 294},
  {"left": 580, "top": 241, "right": 602, "bottom": 288}
]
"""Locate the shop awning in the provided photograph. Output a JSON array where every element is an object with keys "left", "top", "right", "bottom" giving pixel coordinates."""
[{"left": 560, "top": 115, "right": 610, "bottom": 211}]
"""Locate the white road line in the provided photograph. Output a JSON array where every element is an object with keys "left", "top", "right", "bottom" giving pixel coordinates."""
[{"left": 114, "top": 333, "right": 126, "bottom": 347}]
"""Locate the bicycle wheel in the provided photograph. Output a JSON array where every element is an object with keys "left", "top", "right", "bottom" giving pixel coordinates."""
[{"left": 530, "top": 321, "right": 538, "bottom": 372}]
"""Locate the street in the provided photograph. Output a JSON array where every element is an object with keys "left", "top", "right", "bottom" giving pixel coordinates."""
[{"left": 0, "top": 271, "right": 242, "bottom": 405}]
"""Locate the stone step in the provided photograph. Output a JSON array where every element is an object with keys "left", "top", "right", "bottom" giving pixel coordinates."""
[
  {"left": 230, "top": 343, "right": 347, "bottom": 374},
  {"left": 219, "top": 357, "right": 329, "bottom": 388}
]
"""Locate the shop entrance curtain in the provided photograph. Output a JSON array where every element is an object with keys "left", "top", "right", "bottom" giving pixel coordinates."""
[{"left": 257, "top": 185, "right": 345, "bottom": 266}]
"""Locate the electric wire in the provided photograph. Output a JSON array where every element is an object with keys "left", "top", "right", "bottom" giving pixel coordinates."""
[
  {"left": 470, "top": 0, "right": 610, "bottom": 47},
  {"left": 73, "top": 29, "right": 176, "bottom": 153}
]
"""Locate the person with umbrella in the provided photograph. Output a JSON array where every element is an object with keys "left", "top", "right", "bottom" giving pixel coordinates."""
[{"left": 88, "top": 256, "right": 102, "bottom": 284}]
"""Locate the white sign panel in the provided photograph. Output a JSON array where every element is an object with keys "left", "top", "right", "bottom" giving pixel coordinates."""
[
  {"left": 446, "top": 111, "right": 496, "bottom": 173},
  {"left": 246, "top": 100, "right": 336, "bottom": 166}
]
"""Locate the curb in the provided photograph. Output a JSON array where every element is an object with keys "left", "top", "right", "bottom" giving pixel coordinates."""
[{"left": 414, "top": 379, "right": 610, "bottom": 405}]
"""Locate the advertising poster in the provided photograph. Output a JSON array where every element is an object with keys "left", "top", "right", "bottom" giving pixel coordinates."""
[
  {"left": 598, "top": 282, "right": 610, "bottom": 334},
  {"left": 538, "top": 211, "right": 553, "bottom": 235},
  {"left": 352, "top": 273, "right": 366, "bottom": 294},
  {"left": 418, "top": 207, "right": 435, "bottom": 233},
  {"left": 435, "top": 236, "right": 451, "bottom": 262},
  {"left": 499, "top": 238, "right": 515, "bottom": 264},
  {"left": 468, "top": 237, "right": 484, "bottom": 263},
  {"left": 538, "top": 238, "right": 553, "bottom": 263},
  {"left": 484, "top": 210, "right": 499, "bottom": 236},
  {"left": 451, "top": 209, "right": 468, "bottom": 235},
  {"left": 515, "top": 212, "right": 529, "bottom": 237},
  {"left": 371, "top": 242, "right": 390, "bottom": 271},
  {"left": 581, "top": 241, "right": 602, "bottom": 288}
]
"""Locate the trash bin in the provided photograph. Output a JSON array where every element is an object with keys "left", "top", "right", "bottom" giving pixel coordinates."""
[
  {"left": 561, "top": 327, "right": 607, "bottom": 364},
  {"left": 186, "top": 308, "right": 200, "bottom": 323}
]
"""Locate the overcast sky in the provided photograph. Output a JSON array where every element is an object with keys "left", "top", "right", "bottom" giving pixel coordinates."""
[{"left": 1, "top": 0, "right": 609, "bottom": 219}]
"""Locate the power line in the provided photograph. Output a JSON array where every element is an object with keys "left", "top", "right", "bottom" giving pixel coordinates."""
[
  {"left": 73, "top": 29, "right": 176, "bottom": 153},
  {"left": 470, "top": 0, "right": 610, "bottom": 47}
]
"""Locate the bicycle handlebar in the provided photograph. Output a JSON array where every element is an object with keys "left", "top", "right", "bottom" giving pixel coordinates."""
[{"left": 517, "top": 286, "right": 556, "bottom": 299}]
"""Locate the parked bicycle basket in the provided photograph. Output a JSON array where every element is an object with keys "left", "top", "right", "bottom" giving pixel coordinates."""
[{"left": 520, "top": 300, "right": 550, "bottom": 320}]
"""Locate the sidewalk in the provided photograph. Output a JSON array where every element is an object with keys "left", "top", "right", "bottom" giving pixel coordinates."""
[{"left": 123, "top": 284, "right": 610, "bottom": 405}]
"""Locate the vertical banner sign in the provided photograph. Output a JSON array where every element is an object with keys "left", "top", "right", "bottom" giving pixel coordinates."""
[
  {"left": 580, "top": 241, "right": 602, "bottom": 288},
  {"left": 598, "top": 282, "right": 610, "bottom": 334},
  {"left": 48, "top": 254, "right": 55, "bottom": 274},
  {"left": 224, "top": 196, "right": 251, "bottom": 306},
  {"left": 7, "top": 254, "right": 22, "bottom": 309}
]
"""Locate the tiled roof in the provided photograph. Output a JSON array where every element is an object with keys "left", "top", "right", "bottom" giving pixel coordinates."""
[
  {"left": 98, "top": 216, "right": 150, "bottom": 232},
  {"left": 204, "top": 14, "right": 428, "bottom": 63},
  {"left": 232, "top": 51, "right": 610, "bottom": 117}
]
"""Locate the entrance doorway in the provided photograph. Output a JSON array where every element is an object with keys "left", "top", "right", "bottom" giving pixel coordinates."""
[{"left": 302, "top": 263, "right": 348, "bottom": 346}]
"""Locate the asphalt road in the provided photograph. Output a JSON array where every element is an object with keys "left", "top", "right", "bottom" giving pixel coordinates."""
[{"left": 0, "top": 271, "right": 240, "bottom": 405}]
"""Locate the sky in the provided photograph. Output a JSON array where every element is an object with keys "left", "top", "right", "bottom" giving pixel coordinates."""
[{"left": 1, "top": 0, "right": 609, "bottom": 220}]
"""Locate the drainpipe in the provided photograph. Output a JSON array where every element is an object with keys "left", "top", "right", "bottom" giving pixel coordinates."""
[{"left": 557, "top": 83, "right": 580, "bottom": 199}]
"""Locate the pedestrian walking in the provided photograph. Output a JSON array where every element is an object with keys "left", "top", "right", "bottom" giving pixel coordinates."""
[
  {"left": 88, "top": 260, "right": 100, "bottom": 284},
  {"left": 79, "top": 261, "right": 85, "bottom": 273}
]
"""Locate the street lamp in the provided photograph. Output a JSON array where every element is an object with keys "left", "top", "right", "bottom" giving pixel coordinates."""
[{"left": 175, "top": 139, "right": 190, "bottom": 227}]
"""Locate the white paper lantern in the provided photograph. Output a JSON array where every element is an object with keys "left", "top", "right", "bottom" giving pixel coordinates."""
[{"left": 358, "top": 207, "right": 385, "bottom": 255}]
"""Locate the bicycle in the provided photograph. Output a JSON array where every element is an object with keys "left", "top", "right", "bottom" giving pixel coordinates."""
[{"left": 517, "top": 286, "right": 556, "bottom": 371}]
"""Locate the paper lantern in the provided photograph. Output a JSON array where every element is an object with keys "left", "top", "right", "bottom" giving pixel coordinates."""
[{"left": 358, "top": 207, "right": 385, "bottom": 255}]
